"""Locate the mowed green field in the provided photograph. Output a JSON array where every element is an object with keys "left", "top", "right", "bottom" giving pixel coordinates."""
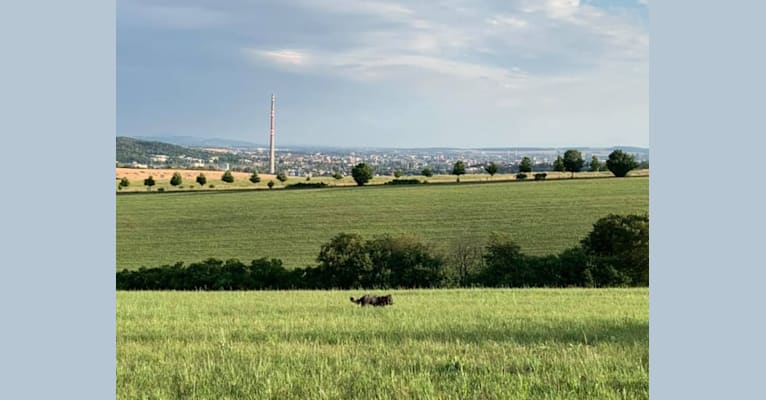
[
  {"left": 117, "top": 289, "right": 648, "bottom": 399},
  {"left": 116, "top": 177, "right": 648, "bottom": 270}
]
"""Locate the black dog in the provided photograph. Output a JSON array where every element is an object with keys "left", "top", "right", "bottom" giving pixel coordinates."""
[{"left": 350, "top": 294, "right": 393, "bottom": 307}]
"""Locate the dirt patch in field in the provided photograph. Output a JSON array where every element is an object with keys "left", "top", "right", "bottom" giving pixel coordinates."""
[{"left": 116, "top": 168, "right": 276, "bottom": 182}]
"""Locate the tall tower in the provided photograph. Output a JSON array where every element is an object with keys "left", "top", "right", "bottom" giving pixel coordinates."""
[{"left": 269, "top": 94, "right": 276, "bottom": 174}]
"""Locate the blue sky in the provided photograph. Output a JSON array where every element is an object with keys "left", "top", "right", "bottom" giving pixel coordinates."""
[{"left": 117, "top": 0, "right": 648, "bottom": 148}]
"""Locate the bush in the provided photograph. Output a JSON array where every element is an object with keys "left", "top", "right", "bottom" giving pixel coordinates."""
[
  {"left": 170, "top": 172, "right": 182, "bottom": 186},
  {"left": 143, "top": 176, "right": 156, "bottom": 190},
  {"left": 116, "top": 258, "right": 291, "bottom": 290},
  {"left": 516, "top": 173, "right": 528, "bottom": 180},
  {"left": 534, "top": 173, "right": 547, "bottom": 181},
  {"left": 385, "top": 179, "right": 421, "bottom": 185},
  {"left": 285, "top": 182, "right": 328, "bottom": 189},
  {"left": 209, "top": 184, "right": 215, "bottom": 188},
  {"left": 196, "top": 173, "right": 207, "bottom": 187},
  {"left": 221, "top": 170, "right": 235, "bottom": 183},
  {"left": 477, "top": 234, "right": 527, "bottom": 287},
  {"left": 580, "top": 213, "right": 648, "bottom": 286},
  {"left": 157, "top": 187, "right": 165, "bottom": 192}
]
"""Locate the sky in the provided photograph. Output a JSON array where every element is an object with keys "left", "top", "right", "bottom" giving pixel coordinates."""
[{"left": 117, "top": 0, "right": 649, "bottom": 148}]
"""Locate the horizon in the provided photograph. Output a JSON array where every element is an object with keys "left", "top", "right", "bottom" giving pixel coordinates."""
[
  {"left": 123, "top": 134, "right": 649, "bottom": 152},
  {"left": 118, "top": 0, "right": 648, "bottom": 149}
]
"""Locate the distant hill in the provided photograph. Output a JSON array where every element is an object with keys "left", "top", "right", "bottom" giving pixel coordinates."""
[
  {"left": 116, "top": 137, "right": 249, "bottom": 167},
  {"left": 133, "top": 135, "right": 264, "bottom": 149}
]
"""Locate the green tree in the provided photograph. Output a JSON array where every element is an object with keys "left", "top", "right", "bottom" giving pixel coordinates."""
[
  {"left": 562, "top": 149, "right": 584, "bottom": 178},
  {"left": 196, "top": 173, "right": 207, "bottom": 187},
  {"left": 606, "top": 150, "right": 639, "bottom": 177},
  {"left": 143, "top": 176, "right": 155, "bottom": 191},
  {"left": 221, "top": 170, "right": 234, "bottom": 183},
  {"left": 553, "top": 156, "right": 565, "bottom": 172},
  {"left": 484, "top": 162, "right": 498, "bottom": 178},
  {"left": 118, "top": 177, "right": 130, "bottom": 189},
  {"left": 422, "top": 167, "right": 433, "bottom": 178},
  {"left": 580, "top": 214, "right": 649, "bottom": 286},
  {"left": 589, "top": 156, "right": 602, "bottom": 172},
  {"left": 316, "top": 233, "right": 372, "bottom": 289},
  {"left": 351, "top": 163, "right": 373, "bottom": 186},
  {"left": 366, "top": 235, "right": 445, "bottom": 288},
  {"left": 479, "top": 233, "right": 527, "bottom": 287},
  {"left": 448, "top": 239, "right": 483, "bottom": 286},
  {"left": 267, "top": 180, "right": 275, "bottom": 189},
  {"left": 276, "top": 172, "right": 288, "bottom": 183},
  {"left": 249, "top": 171, "right": 261, "bottom": 184},
  {"left": 452, "top": 160, "right": 466, "bottom": 182},
  {"left": 394, "top": 170, "right": 403, "bottom": 178},
  {"left": 170, "top": 172, "right": 182, "bottom": 187},
  {"left": 519, "top": 157, "right": 533, "bottom": 173}
]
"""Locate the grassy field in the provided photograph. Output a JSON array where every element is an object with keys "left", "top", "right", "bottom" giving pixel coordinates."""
[
  {"left": 117, "top": 288, "right": 648, "bottom": 399},
  {"left": 116, "top": 176, "right": 648, "bottom": 270}
]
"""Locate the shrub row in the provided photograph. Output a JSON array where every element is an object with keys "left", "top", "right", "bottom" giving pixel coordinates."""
[
  {"left": 385, "top": 179, "right": 423, "bottom": 185},
  {"left": 285, "top": 182, "right": 328, "bottom": 189},
  {"left": 117, "top": 214, "right": 648, "bottom": 290}
]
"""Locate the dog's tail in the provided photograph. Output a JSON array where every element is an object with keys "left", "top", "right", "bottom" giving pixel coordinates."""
[{"left": 349, "top": 297, "right": 357, "bottom": 303}]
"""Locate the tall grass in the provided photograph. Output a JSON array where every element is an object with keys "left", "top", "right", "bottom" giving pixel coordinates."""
[{"left": 117, "top": 289, "right": 648, "bottom": 399}]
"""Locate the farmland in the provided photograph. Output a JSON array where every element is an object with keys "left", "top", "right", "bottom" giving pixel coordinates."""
[
  {"left": 117, "top": 288, "right": 649, "bottom": 399},
  {"left": 115, "top": 167, "right": 648, "bottom": 192},
  {"left": 116, "top": 176, "right": 648, "bottom": 270}
]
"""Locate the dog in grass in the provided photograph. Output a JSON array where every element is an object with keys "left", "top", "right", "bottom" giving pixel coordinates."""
[{"left": 350, "top": 294, "right": 393, "bottom": 307}]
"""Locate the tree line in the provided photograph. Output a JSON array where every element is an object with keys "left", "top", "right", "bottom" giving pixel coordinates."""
[
  {"left": 349, "top": 149, "right": 642, "bottom": 186},
  {"left": 116, "top": 213, "right": 648, "bottom": 290}
]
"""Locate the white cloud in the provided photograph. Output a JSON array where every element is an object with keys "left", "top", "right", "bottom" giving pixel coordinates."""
[
  {"left": 486, "top": 15, "right": 529, "bottom": 29},
  {"left": 544, "top": 0, "right": 581, "bottom": 19},
  {"left": 244, "top": 46, "right": 528, "bottom": 87},
  {"left": 249, "top": 49, "right": 310, "bottom": 66}
]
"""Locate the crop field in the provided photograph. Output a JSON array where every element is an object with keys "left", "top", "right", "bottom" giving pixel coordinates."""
[
  {"left": 117, "top": 288, "right": 648, "bottom": 399},
  {"left": 116, "top": 167, "right": 648, "bottom": 192},
  {"left": 116, "top": 176, "right": 648, "bottom": 270}
]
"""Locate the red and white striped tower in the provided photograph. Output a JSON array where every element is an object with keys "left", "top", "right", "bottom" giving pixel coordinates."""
[{"left": 269, "top": 94, "right": 276, "bottom": 174}]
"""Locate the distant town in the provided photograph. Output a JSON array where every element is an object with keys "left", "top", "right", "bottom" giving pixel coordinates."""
[{"left": 116, "top": 136, "right": 649, "bottom": 177}]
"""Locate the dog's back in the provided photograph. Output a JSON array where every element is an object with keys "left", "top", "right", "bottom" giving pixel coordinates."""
[
  {"left": 351, "top": 294, "right": 393, "bottom": 307},
  {"left": 372, "top": 294, "right": 392, "bottom": 306},
  {"left": 350, "top": 294, "right": 375, "bottom": 306}
]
